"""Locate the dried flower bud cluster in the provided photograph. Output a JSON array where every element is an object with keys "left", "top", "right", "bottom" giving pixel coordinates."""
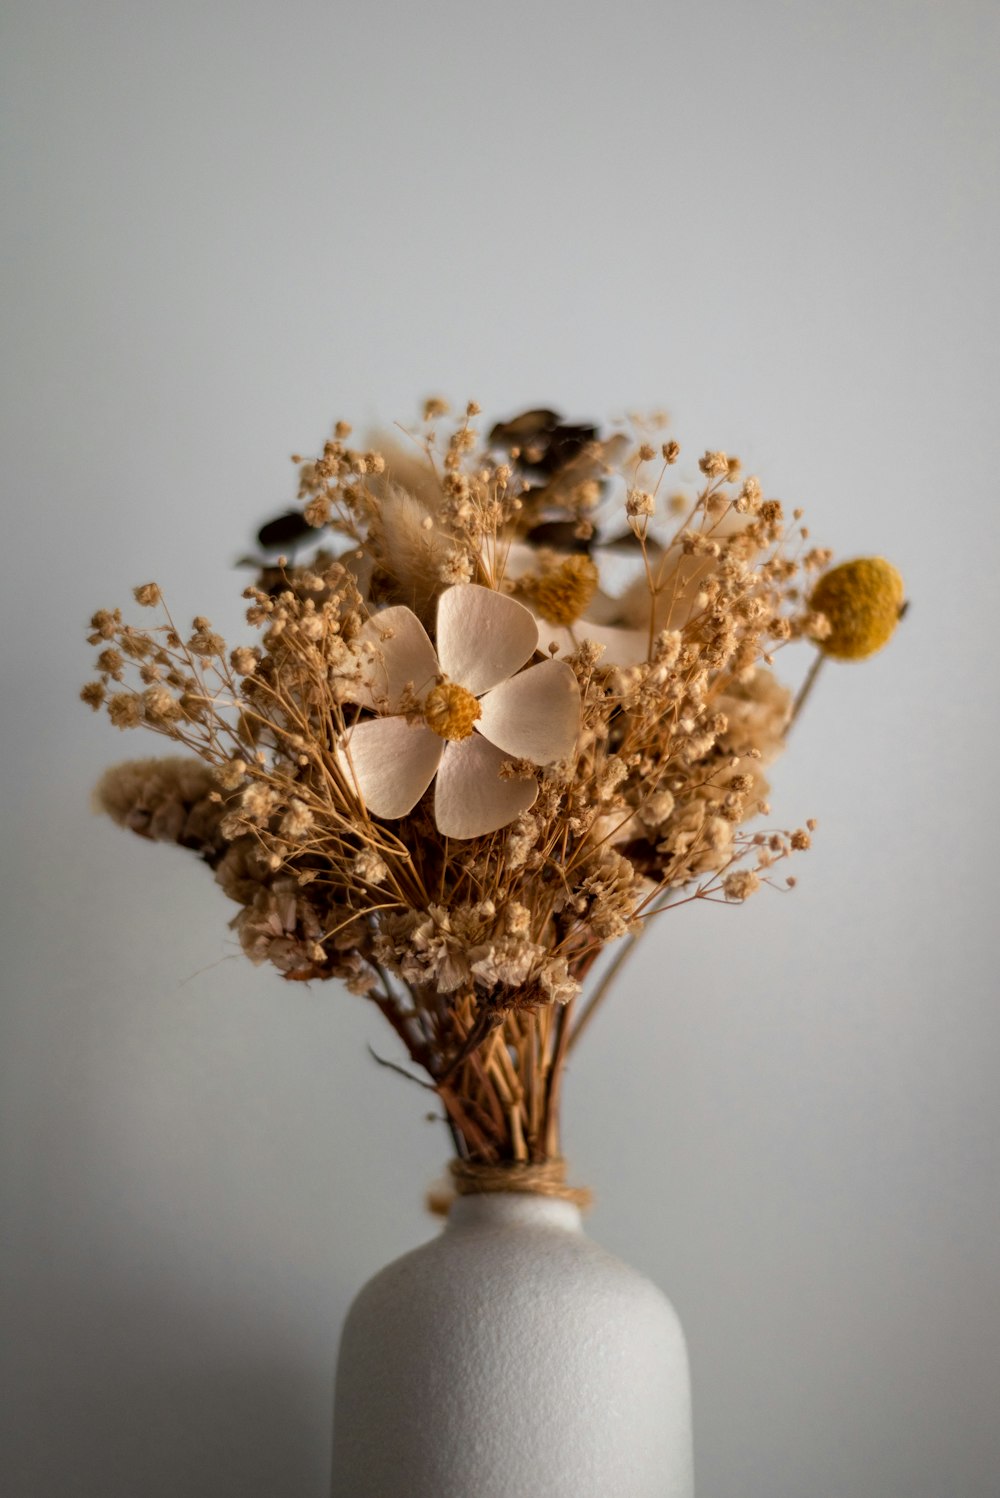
[{"left": 82, "top": 405, "right": 899, "bottom": 1171}]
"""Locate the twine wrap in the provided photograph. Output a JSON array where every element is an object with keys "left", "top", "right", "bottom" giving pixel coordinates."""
[{"left": 428, "top": 1157, "right": 593, "bottom": 1216}]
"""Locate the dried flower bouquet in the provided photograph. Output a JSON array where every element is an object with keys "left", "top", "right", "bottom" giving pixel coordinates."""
[{"left": 82, "top": 404, "right": 902, "bottom": 1197}]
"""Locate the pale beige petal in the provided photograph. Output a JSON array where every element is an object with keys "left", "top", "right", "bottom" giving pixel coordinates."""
[
  {"left": 435, "top": 584, "right": 538, "bottom": 696},
  {"left": 528, "top": 611, "right": 649, "bottom": 668},
  {"left": 338, "top": 716, "right": 442, "bottom": 819},
  {"left": 493, "top": 540, "right": 538, "bottom": 583},
  {"left": 476, "top": 659, "right": 580, "bottom": 765},
  {"left": 354, "top": 607, "right": 439, "bottom": 712},
  {"left": 433, "top": 734, "right": 537, "bottom": 840},
  {"left": 570, "top": 619, "right": 649, "bottom": 666}
]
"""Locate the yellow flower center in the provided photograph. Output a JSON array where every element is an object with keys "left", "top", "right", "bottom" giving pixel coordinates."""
[
  {"left": 810, "top": 557, "right": 905, "bottom": 660},
  {"left": 518, "top": 554, "right": 599, "bottom": 627},
  {"left": 423, "top": 680, "right": 482, "bottom": 740}
]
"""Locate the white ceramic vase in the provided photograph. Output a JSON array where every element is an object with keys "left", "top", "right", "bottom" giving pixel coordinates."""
[{"left": 330, "top": 1192, "right": 694, "bottom": 1497}]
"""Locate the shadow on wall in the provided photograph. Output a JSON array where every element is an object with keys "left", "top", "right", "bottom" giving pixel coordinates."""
[{"left": 3, "top": 1256, "right": 345, "bottom": 1498}]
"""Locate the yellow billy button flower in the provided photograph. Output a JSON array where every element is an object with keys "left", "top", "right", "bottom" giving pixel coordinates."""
[{"left": 810, "top": 557, "right": 905, "bottom": 661}]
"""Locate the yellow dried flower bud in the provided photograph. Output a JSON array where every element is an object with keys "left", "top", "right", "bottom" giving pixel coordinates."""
[
  {"left": 809, "top": 557, "right": 905, "bottom": 660},
  {"left": 424, "top": 681, "right": 482, "bottom": 741},
  {"left": 520, "top": 554, "right": 599, "bottom": 627}
]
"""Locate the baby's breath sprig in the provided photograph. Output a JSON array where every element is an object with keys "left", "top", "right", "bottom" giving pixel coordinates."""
[{"left": 82, "top": 406, "right": 901, "bottom": 1183}]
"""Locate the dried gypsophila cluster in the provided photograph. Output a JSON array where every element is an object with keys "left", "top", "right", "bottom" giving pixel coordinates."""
[{"left": 84, "top": 403, "right": 830, "bottom": 1166}]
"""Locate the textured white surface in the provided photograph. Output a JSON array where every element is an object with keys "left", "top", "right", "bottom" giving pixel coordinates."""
[{"left": 330, "top": 1194, "right": 693, "bottom": 1498}]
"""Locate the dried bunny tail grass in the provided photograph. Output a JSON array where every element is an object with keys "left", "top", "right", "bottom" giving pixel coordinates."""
[
  {"left": 367, "top": 482, "right": 453, "bottom": 620},
  {"left": 93, "top": 756, "right": 227, "bottom": 854},
  {"left": 372, "top": 435, "right": 449, "bottom": 514}
]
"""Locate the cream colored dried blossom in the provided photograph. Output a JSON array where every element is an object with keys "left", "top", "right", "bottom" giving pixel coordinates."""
[
  {"left": 626, "top": 489, "right": 655, "bottom": 520},
  {"left": 235, "top": 879, "right": 334, "bottom": 978},
  {"left": 187, "top": 619, "right": 225, "bottom": 656},
  {"left": 505, "top": 901, "right": 532, "bottom": 937},
  {"left": 438, "top": 546, "right": 475, "bottom": 586},
  {"left": 722, "top": 869, "right": 761, "bottom": 901},
  {"left": 88, "top": 609, "right": 122, "bottom": 643},
  {"left": 537, "top": 955, "right": 580, "bottom": 1006},
  {"left": 353, "top": 847, "right": 389, "bottom": 885},
  {"left": 641, "top": 789, "right": 675, "bottom": 827},
  {"left": 395, "top": 908, "right": 472, "bottom": 994},
  {"left": 230, "top": 645, "right": 260, "bottom": 675},
  {"left": 215, "top": 757, "right": 248, "bottom": 791},
  {"left": 143, "top": 685, "right": 182, "bottom": 724},
  {"left": 280, "top": 798, "right": 314, "bottom": 838},
  {"left": 107, "top": 692, "right": 142, "bottom": 729},
  {"left": 735, "top": 477, "right": 762, "bottom": 514},
  {"left": 241, "top": 782, "right": 277, "bottom": 826},
  {"left": 469, "top": 938, "right": 540, "bottom": 991}
]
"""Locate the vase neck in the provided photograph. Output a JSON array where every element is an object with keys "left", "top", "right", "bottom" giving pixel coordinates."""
[{"left": 444, "top": 1193, "right": 584, "bottom": 1234}]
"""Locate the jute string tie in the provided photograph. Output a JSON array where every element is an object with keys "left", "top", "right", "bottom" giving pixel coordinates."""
[{"left": 428, "top": 1157, "right": 593, "bottom": 1216}]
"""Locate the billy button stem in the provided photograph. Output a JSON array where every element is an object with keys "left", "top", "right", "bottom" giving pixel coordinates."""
[{"left": 790, "top": 557, "right": 906, "bottom": 728}]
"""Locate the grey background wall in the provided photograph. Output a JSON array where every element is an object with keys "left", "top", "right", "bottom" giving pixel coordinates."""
[{"left": 2, "top": 2, "right": 998, "bottom": 1494}]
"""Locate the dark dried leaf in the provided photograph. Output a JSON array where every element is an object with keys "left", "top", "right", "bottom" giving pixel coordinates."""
[{"left": 257, "top": 510, "right": 313, "bottom": 551}]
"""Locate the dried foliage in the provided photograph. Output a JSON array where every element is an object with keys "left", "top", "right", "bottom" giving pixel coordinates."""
[{"left": 83, "top": 404, "right": 902, "bottom": 1170}]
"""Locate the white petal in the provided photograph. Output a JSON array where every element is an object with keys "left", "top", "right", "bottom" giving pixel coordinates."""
[
  {"left": 476, "top": 659, "right": 580, "bottom": 765},
  {"left": 354, "top": 607, "right": 439, "bottom": 712},
  {"left": 433, "top": 734, "right": 537, "bottom": 840},
  {"left": 569, "top": 619, "right": 649, "bottom": 666},
  {"left": 494, "top": 540, "right": 538, "bottom": 582},
  {"left": 528, "top": 611, "right": 649, "bottom": 668},
  {"left": 338, "top": 717, "right": 442, "bottom": 819},
  {"left": 435, "top": 584, "right": 538, "bottom": 696}
]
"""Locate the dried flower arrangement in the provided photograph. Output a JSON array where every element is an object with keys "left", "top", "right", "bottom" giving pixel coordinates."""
[{"left": 82, "top": 403, "right": 903, "bottom": 1204}]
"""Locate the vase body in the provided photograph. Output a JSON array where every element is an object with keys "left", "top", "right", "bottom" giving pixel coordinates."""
[{"left": 330, "top": 1193, "right": 693, "bottom": 1498}]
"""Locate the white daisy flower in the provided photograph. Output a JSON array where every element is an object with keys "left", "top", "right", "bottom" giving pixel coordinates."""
[{"left": 338, "top": 584, "right": 580, "bottom": 840}]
